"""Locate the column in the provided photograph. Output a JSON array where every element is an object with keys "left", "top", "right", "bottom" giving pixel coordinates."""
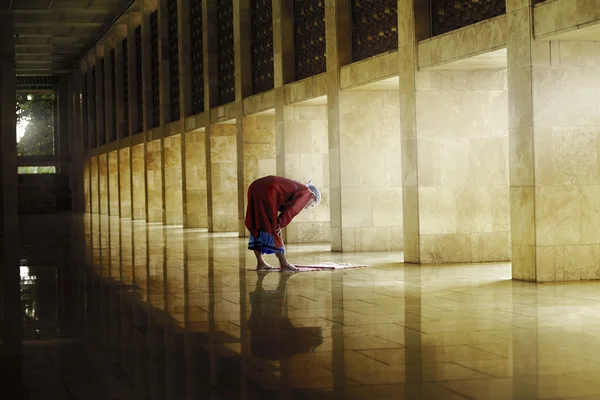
[
  {"left": 0, "top": 14, "right": 17, "bottom": 232},
  {"left": 142, "top": 0, "right": 164, "bottom": 223},
  {"left": 57, "top": 79, "right": 70, "bottom": 175},
  {"left": 71, "top": 69, "right": 85, "bottom": 213},
  {"left": 398, "top": 0, "right": 424, "bottom": 263},
  {"left": 203, "top": 0, "right": 220, "bottom": 231},
  {"left": 507, "top": 2, "right": 600, "bottom": 281},
  {"left": 234, "top": 0, "right": 252, "bottom": 236},
  {"left": 325, "top": 0, "right": 351, "bottom": 251},
  {"left": 178, "top": 0, "right": 192, "bottom": 226}
]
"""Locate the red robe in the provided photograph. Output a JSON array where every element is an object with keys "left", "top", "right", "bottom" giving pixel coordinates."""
[{"left": 245, "top": 176, "right": 313, "bottom": 248}]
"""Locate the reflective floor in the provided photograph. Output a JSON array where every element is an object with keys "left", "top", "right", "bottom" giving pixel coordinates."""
[{"left": 4, "top": 215, "right": 600, "bottom": 399}]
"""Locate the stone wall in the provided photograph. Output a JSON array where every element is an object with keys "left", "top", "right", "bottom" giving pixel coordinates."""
[
  {"left": 131, "top": 144, "right": 146, "bottom": 220},
  {"left": 146, "top": 140, "right": 163, "bottom": 222},
  {"left": 98, "top": 154, "right": 109, "bottom": 215},
  {"left": 119, "top": 148, "right": 132, "bottom": 218},
  {"left": 210, "top": 124, "right": 238, "bottom": 232},
  {"left": 84, "top": 159, "right": 91, "bottom": 213},
  {"left": 184, "top": 130, "right": 208, "bottom": 228},
  {"left": 283, "top": 104, "right": 330, "bottom": 244},
  {"left": 108, "top": 151, "right": 120, "bottom": 216},
  {"left": 242, "top": 115, "right": 276, "bottom": 236},
  {"left": 338, "top": 90, "right": 403, "bottom": 251},
  {"left": 415, "top": 70, "right": 510, "bottom": 263},
  {"left": 164, "top": 135, "right": 183, "bottom": 225},
  {"left": 527, "top": 41, "right": 600, "bottom": 280}
]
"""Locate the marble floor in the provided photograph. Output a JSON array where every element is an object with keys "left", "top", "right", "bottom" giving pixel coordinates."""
[{"left": 3, "top": 215, "right": 600, "bottom": 399}]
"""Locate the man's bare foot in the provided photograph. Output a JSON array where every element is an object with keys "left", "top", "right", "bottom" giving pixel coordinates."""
[
  {"left": 280, "top": 262, "right": 299, "bottom": 273},
  {"left": 257, "top": 261, "right": 278, "bottom": 271}
]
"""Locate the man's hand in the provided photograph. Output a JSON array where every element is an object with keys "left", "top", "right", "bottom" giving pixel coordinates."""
[{"left": 276, "top": 227, "right": 282, "bottom": 237}]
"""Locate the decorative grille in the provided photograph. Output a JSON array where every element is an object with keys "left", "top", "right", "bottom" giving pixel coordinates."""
[
  {"left": 122, "top": 38, "right": 129, "bottom": 137},
  {"left": 150, "top": 11, "right": 160, "bottom": 128},
  {"left": 16, "top": 75, "right": 58, "bottom": 90},
  {"left": 190, "top": 0, "right": 204, "bottom": 115},
  {"left": 352, "top": 0, "right": 397, "bottom": 61},
  {"left": 293, "top": 0, "right": 325, "bottom": 81},
  {"left": 98, "top": 59, "right": 105, "bottom": 145},
  {"left": 135, "top": 26, "right": 143, "bottom": 132},
  {"left": 217, "top": 0, "right": 235, "bottom": 105},
  {"left": 431, "top": 0, "right": 505, "bottom": 36},
  {"left": 251, "top": 0, "right": 274, "bottom": 94},
  {"left": 110, "top": 49, "right": 117, "bottom": 142},
  {"left": 168, "top": 0, "right": 180, "bottom": 122}
]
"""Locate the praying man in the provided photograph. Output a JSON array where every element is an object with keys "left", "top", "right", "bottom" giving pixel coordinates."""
[{"left": 245, "top": 175, "right": 321, "bottom": 272}]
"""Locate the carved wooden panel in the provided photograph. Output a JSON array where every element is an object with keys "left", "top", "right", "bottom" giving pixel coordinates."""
[
  {"left": 293, "top": 0, "right": 326, "bottom": 81},
  {"left": 217, "top": 0, "right": 235, "bottom": 104},
  {"left": 251, "top": 0, "right": 274, "bottom": 94},
  {"left": 190, "top": 0, "right": 204, "bottom": 115},
  {"left": 150, "top": 11, "right": 160, "bottom": 128},
  {"left": 431, "top": 0, "right": 505, "bottom": 36},
  {"left": 122, "top": 38, "right": 129, "bottom": 137},
  {"left": 352, "top": 0, "right": 397, "bottom": 61},
  {"left": 135, "top": 26, "right": 143, "bottom": 132},
  {"left": 168, "top": 0, "right": 180, "bottom": 122}
]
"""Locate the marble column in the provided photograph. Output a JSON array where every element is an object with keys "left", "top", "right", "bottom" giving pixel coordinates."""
[
  {"left": 325, "top": 0, "right": 350, "bottom": 251},
  {"left": 203, "top": 0, "right": 220, "bottom": 231},
  {"left": 507, "top": 2, "right": 600, "bottom": 281},
  {"left": 398, "top": 0, "right": 424, "bottom": 263},
  {"left": 178, "top": 0, "right": 192, "bottom": 227},
  {"left": 233, "top": 0, "right": 252, "bottom": 236},
  {"left": 0, "top": 15, "right": 17, "bottom": 232}
]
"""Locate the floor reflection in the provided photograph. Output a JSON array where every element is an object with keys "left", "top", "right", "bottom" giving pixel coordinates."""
[{"left": 6, "top": 214, "right": 600, "bottom": 399}]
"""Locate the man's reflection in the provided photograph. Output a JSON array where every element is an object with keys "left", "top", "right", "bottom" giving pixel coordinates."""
[{"left": 248, "top": 272, "right": 323, "bottom": 360}]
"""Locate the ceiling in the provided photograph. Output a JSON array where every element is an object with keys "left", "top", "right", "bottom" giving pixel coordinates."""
[{"left": 3, "top": 0, "right": 137, "bottom": 76}]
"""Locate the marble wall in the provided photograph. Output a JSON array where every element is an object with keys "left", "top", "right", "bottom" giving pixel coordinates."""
[
  {"left": 119, "top": 148, "right": 132, "bottom": 218},
  {"left": 90, "top": 157, "right": 99, "bottom": 213},
  {"left": 528, "top": 41, "right": 600, "bottom": 281},
  {"left": 84, "top": 159, "right": 91, "bottom": 213},
  {"left": 108, "top": 151, "right": 119, "bottom": 216},
  {"left": 415, "top": 70, "right": 510, "bottom": 263},
  {"left": 283, "top": 104, "right": 330, "bottom": 244},
  {"left": 338, "top": 90, "right": 403, "bottom": 251},
  {"left": 146, "top": 140, "right": 163, "bottom": 222},
  {"left": 242, "top": 115, "right": 276, "bottom": 237},
  {"left": 210, "top": 124, "right": 238, "bottom": 232},
  {"left": 131, "top": 144, "right": 146, "bottom": 220},
  {"left": 164, "top": 135, "right": 184, "bottom": 225},
  {"left": 184, "top": 130, "right": 208, "bottom": 228},
  {"left": 98, "top": 154, "right": 108, "bottom": 215}
]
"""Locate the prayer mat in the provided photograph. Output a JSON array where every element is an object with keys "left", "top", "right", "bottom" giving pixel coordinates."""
[{"left": 248, "top": 262, "right": 369, "bottom": 272}]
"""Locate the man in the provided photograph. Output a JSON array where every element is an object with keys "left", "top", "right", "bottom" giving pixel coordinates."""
[{"left": 245, "top": 175, "right": 321, "bottom": 272}]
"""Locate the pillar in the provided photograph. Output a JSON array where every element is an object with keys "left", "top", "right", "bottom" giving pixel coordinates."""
[
  {"left": 203, "top": 0, "right": 221, "bottom": 231},
  {"left": 233, "top": 0, "right": 252, "bottom": 236},
  {"left": 508, "top": 2, "right": 600, "bottom": 281},
  {"left": 399, "top": 2, "right": 510, "bottom": 263},
  {"left": 273, "top": 0, "right": 330, "bottom": 245},
  {"left": 326, "top": 1, "right": 351, "bottom": 251},
  {"left": 0, "top": 14, "right": 17, "bottom": 233},
  {"left": 56, "top": 79, "right": 70, "bottom": 175}
]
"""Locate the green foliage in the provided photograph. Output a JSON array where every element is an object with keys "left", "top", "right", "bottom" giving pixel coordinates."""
[
  {"left": 16, "top": 95, "right": 55, "bottom": 156},
  {"left": 18, "top": 166, "right": 56, "bottom": 174}
]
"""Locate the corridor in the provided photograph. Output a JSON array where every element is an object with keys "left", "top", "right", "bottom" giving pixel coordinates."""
[{"left": 3, "top": 215, "right": 600, "bottom": 399}]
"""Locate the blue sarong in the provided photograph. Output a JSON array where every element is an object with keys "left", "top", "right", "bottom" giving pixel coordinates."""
[{"left": 248, "top": 231, "right": 285, "bottom": 254}]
